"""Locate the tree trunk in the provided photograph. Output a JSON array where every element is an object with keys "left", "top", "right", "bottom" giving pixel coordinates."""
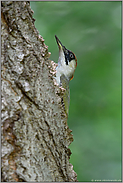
[{"left": 1, "top": 1, "right": 77, "bottom": 182}]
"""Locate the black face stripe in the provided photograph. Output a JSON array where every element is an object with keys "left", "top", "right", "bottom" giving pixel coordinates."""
[{"left": 64, "top": 49, "right": 75, "bottom": 65}]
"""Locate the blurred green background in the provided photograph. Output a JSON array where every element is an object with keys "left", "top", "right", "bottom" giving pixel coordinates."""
[{"left": 30, "top": 1, "right": 121, "bottom": 181}]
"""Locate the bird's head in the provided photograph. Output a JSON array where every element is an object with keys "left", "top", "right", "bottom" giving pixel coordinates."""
[{"left": 55, "top": 35, "right": 77, "bottom": 81}]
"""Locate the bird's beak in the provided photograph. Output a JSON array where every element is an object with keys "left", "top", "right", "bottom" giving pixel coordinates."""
[{"left": 55, "top": 35, "right": 66, "bottom": 53}]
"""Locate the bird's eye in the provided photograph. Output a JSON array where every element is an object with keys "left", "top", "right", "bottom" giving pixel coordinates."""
[{"left": 70, "top": 53, "right": 74, "bottom": 58}]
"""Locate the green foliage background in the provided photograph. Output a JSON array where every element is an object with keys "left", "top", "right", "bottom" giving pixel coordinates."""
[{"left": 30, "top": 1, "right": 121, "bottom": 181}]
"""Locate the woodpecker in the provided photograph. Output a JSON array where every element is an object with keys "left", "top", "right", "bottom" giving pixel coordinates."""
[{"left": 55, "top": 35, "right": 77, "bottom": 115}]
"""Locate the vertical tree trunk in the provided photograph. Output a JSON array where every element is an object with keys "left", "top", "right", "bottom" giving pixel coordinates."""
[{"left": 1, "top": 1, "right": 77, "bottom": 182}]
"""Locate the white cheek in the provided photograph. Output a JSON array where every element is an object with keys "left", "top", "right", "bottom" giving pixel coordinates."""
[
  {"left": 58, "top": 51, "right": 65, "bottom": 67},
  {"left": 55, "top": 59, "right": 76, "bottom": 85}
]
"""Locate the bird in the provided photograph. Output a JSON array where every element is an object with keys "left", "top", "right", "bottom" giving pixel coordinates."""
[{"left": 55, "top": 35, "right": 77, "bottom": 115}]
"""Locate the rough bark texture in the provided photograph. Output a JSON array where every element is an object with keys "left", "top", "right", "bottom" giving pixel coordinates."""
[{"left": 1, "top": 1, "right": 77, "bottom": 182}]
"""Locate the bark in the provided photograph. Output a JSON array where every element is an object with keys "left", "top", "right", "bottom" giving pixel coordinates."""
[{"left": 1, "top": 1, "right": 77, "bottom": 182}]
